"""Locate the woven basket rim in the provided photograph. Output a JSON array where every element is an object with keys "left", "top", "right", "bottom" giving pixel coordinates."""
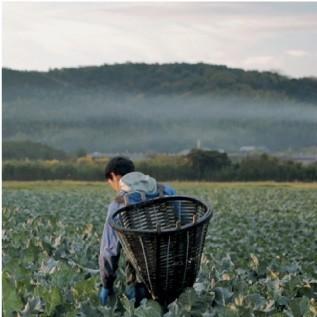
[{"left": 109, "top": 195, "right": 212, "bottom": 235}]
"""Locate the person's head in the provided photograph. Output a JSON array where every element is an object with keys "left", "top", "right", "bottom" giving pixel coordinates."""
[{"left": 104, "top": 156, "right": 135, "bottom": 192}]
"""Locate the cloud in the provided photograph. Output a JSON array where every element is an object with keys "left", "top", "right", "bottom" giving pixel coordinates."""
[
  {"left": 242, "top": 56, "right": 281, "bottom": 71},
  {"left": 286, "top": 50, "right": 309, "bottom": 57},
  {"left": 2, "top": 2, "right": 317, "bottom": 77}
]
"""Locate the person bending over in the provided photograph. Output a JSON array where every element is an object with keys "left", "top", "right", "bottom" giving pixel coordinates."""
[{"left": 99, "top": 156, "right": 176, "bottom": 306}]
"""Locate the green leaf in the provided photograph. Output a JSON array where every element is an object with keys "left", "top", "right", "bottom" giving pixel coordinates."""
[
  {"left": 299, "top": 297, "right": 310, "bottom": 315},
  {"left": 289, "top": 297, "right": 310, "bottom": 316},
  {"left": 135, "top": 299, "right": 162, "bottom": 317},
  {"left": 2, "top": 273, "right": 23, "bottom": 317},
  {"left": 245, "top": 293, "right": 267, "bottom": 311},
  {"left": 215, "top": 306, "right": 239, "bottom": 317},
  {"left": 121, "top": 295, "right": 135, "bottom": 317},
  {"left": 276, "top": 295, "right": 289, "bottom": 308},
  {"left": 214, "top": 287, "right": 233, "bottom": 307},
  {"left": 19, "top": 297, "right": 44, "bottom": 317},
  {"left": 39, "top": 258, "right": 59, "bottom": 274},
  {"left": 47, "top": 287, "right": 63, "bottom": 315},
  {"left": 178, "top": 288, "right": 198, "bottom": 311},
  {"left": 71, "top": 277, "right": 98, "bottom": 304}
]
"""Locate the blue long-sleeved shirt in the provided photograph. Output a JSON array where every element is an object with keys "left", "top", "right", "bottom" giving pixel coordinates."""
[{"left": 99, "top": 184, "right": 176, "bottom": 288}]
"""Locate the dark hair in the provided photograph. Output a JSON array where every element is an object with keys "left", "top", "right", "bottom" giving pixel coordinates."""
[{"left": 105, "top": 156, "right": 135, "bottom": 180}]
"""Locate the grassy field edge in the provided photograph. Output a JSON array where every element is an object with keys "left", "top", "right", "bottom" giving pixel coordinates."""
[{"left": 3, "top": 180, "right": 317, "bottom": 190}]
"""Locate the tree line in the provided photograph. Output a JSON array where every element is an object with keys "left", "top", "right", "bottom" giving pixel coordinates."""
[
  {"left": 3, "top": 149, "right": 317, "bottom": 182},
  {"left": 3, "top": 64, "right": 317, "bottom": 103}
]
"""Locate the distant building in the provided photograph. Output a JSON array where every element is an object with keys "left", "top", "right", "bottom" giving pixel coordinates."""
[
  {"left": 177, "top": 147, "right": 225, "bottom": 156},
  {"left": 89, "top": 152, "right": 108, "bottom": 159},
  {"left": 177, "top": 149, "right": 192, "bottom": 156},
  {"left": 240, "top": 146, "right": 256, "bottom": 153},
  {"left": 239, "top": 146, "right": 270, "bottom": 153},
  {"left": 278, "top": 154, "right": 317, "bottom": 166}
]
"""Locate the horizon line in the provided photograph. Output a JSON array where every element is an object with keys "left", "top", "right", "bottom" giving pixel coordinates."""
[{"left": 3, "top": 61, "right": 316, "bottom": 80}]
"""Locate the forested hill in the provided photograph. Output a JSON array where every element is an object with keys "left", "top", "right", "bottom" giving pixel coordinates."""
[
  {"left": 3, "top": 63, "right": 317, "bottom": 102},
  {"left": 2, "top": 63, "right": 317, "bottom": 153}
]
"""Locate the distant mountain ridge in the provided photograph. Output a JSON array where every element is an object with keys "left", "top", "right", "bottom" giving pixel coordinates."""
[
  {"left": 3, "top": 63, "right": 317, "bottom": 103},
  {"left": 2, "top": 63, "right": 317, "bottom": 153}
]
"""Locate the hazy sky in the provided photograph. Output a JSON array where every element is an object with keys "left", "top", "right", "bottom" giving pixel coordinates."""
[{"left": 2, "top": 2, "right": 317, "bottom": 78}]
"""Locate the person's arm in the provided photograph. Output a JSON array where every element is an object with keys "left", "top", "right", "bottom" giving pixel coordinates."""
[{"left": 99, "top": 201, "right": 122, "bottom": 291}]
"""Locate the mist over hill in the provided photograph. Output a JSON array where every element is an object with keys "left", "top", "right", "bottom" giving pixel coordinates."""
[{"left": 2, "top": 63, "right": 317, "bottom": 153}]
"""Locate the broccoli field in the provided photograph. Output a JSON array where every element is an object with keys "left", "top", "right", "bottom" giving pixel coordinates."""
[{"left": 2, "top": 181, "right": 317, "bottom": 317}]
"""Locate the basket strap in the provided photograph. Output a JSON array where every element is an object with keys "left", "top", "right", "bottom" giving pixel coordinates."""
[
  {"left": 114, "top": 193, "right": 131, "bottom": 206},
  {"left": 140, "top": 191, "right": 146, "bottom": 201},
  {"left": 157, "top": 183, "right": 165, "bottom": 197},
  {"left": 115, "top": 194, "right": 125, "bottom": 204},
  {"left": 123, "top": 194, "right": 129, "bottom": 206}
]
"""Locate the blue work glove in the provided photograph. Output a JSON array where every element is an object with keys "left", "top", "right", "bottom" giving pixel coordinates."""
[
  {"left": 125, "top": 283, "right": 149, "bottom": 307},
  {"left": 126, "top": 285, "right": 136, "bottom": 300},
  {"left": 99, "top": 287, "right": 111, "bottom": 305}
]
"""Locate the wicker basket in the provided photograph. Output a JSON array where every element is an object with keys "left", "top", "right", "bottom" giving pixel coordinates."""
[{"left": 109, "top": 195, "right": 212, "bottom": 305}]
